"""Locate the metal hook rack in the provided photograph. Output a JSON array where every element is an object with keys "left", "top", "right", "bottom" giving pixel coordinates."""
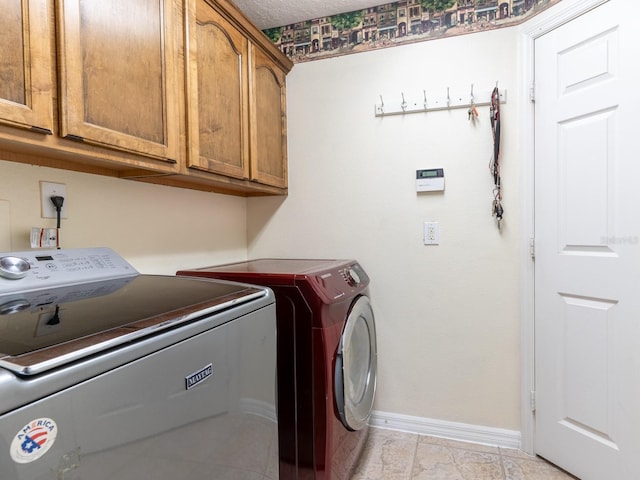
[{"left": 374, "top": 85, "right": 506, "bottom": 117}]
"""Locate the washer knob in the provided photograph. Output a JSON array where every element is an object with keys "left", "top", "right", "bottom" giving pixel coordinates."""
[
  {"left": 0, "top": 256, "right": 30, "bottom": 279},
  {"left": 0, "top": 299, "right": 31, "bottom": 315},
  {"left": 345, "top": 267, "right": 361, "bottom": 287}
]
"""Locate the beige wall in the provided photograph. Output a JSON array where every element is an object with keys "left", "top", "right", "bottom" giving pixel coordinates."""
[
  {"left": 248, "top": 27, "right": 522, "bottom": 430},
  {"left": 1, "top": 25, "right": 523, "bottom": 433},
  {"left": 0, "top": 160, "right": 248, "bottom": 273}
]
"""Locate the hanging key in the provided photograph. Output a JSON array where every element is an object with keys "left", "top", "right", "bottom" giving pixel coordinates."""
[{"left": 493, "top": 200, "right": 504, "bottom": 230}]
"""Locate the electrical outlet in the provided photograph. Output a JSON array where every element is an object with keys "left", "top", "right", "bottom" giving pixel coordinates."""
[
  {"left": 423, "top": 222, "right": 439, "bottom": 245},
  {"left": 40, "top": 181, "right": 67, "bottom": 219}
]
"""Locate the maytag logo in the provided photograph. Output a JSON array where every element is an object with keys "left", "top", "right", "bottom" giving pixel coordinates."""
[{"left": 185, "top": 363, "right": 213, "bottom": 390}]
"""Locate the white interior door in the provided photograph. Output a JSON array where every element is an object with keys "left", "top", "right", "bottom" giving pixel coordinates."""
[{"left": 534, "top": 1, "right": 640, "bottom": 479}]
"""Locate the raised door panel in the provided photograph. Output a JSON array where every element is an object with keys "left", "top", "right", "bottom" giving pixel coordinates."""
[
  {"left": 57, "top": 0, "right": 179, "bottom": 163},
  {"left": 186, "top": 0, "right": 249, "bottom": 179},
  {"left": 250, "top": 46, "right": 287, "bottom": 189},
  {"left": 0, "top": 0, "right": 53, "bottom": 133}
]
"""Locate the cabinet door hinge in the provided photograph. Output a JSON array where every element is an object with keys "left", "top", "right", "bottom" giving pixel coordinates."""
[
  {"left": 529, "top": 84, "right": 535, "bottom": 102},
  {"left": 529, "top": 237, "right": 535, "bottom": 260},
  {"left": 530, "top": 390, "right": 536, "bottom": 412}
]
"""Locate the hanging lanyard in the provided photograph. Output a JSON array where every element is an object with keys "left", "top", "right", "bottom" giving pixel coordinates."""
[{"left": 490, "top": 86, "right": 503, "bottom": 229}]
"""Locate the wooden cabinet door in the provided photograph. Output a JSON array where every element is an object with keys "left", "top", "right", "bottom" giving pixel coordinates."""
[
  {"left": 185, "top": 0, "right": 249, "bottom": 179},
  {"left": 0, "top": 0, "right": 53, "bottom": 133},
  {"left": 249, "top": 45, "right": 288, "bottom": 189},
  {"left": 57, "top": 0, "right": 180, "bottom": 163}
]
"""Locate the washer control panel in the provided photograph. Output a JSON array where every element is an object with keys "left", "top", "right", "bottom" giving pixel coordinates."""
[{"left": 0, "top": 247, "right": 138, "bottom": 294}]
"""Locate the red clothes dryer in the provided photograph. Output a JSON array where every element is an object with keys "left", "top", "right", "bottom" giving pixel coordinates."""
[{"left": 177, "top": 259, "right": 378, "bottom": 480}]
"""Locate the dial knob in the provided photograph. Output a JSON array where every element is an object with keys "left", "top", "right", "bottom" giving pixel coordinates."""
[
  {"left": 0, "top": 256, "right": 30, "bottom": 279},
  {"left": 345, "top": 267, "right": 361, "bottom": 287},
  {"left": 0, "top": 299, "right": 31, "bottom": 315}
]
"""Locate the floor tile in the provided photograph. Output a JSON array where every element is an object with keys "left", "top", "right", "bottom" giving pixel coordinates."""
[
  {"left": 351, "top": 428, "right": 418, "bottom": 480},
  {"left": 502, "top": 456, "right": 578, "bottom": 480},
  {"left": 411, "top": 442, "right": 504, "bottom": 480},
  {"left": 499, "top": 447, "right": 537, "bottom": 460},
  {"left": 420, "top": 435, "right": 501, "bottom": 455},
  {"left": 353, "top": 428, "right": 579, "bottom": 480}
]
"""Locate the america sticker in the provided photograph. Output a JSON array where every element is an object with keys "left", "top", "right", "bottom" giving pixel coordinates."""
[{"left": 10, "top": 418, "right": 58, "bottom": 464}]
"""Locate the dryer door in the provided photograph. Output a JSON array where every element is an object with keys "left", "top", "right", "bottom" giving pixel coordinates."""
[{"left": 335, "top": 295, "right": 377, "bottom": 431}]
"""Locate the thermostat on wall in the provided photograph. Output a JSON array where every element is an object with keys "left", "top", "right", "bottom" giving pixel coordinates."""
[{"left": 416, "top": 168, "right": 444, "bottom": 192}]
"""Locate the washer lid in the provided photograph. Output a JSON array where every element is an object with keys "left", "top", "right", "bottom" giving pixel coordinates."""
[{"left": 0, "top": 275, "right": 266, "bottom": 375}]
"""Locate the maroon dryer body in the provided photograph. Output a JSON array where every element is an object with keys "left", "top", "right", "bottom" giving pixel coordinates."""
[{"left": 177, "top": 259, "right": 377, "bottom": 480}]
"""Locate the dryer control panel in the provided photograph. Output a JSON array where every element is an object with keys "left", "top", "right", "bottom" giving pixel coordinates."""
[
  {"left": 341, "top": 267, "right": 361, "bottom": 287},
  {"left": 312, "top": 263, "right": 369, "bottom": 303}
]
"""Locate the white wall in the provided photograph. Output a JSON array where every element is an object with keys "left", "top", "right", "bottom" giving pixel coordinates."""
[
  {"left": 248, "top": 27, "right": 522, "bottom": 430},
  {"left": 0, "top": 160, "right": 248, "bottom": 273}
]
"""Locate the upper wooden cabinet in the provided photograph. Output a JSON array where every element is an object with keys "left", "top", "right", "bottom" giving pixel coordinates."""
[
  {"left": 0, "top": 0, "right": 292, "bottom": 195},
  {"left": 185, "top": 0, "right": 292, "bottom": 189},
  {"left": 0, "top": 0, "right": 53, "bottom": 134},
  {"left": 56, "top": 0, "right": 181, "bottom": 164},
  {"left": 250, "top": 46, "right": 288, "bottom": 189},
  {"left": 186, "top": 0, "right": 250, "bottom": 179}
]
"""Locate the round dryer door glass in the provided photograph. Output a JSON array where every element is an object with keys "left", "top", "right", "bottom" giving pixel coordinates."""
[{"left": 335, "top": 296, "right": 377, "bottom": 431}]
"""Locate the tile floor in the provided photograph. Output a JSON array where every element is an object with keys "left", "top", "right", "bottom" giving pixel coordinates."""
[{"left": 351, "top": 428, "right": 579, "bottom": 480}]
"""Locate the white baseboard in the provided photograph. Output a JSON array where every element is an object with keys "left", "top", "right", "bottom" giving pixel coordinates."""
[{"left": 368, "top": 410, "right": 522, "bottom": 450}]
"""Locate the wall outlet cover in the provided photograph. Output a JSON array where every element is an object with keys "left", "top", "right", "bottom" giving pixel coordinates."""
[
  {"left": 423, "top": 222, "right": 439, "bottom": 245},
  {"left": 40, "top": 182, "right": 67, "bottom": 219}
]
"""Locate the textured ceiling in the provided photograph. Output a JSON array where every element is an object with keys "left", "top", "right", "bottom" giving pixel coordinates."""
[{"left": 232, "top": 0, "right": 383, "bottom": 30}]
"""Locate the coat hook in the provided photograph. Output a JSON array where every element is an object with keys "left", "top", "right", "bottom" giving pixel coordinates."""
[
  {"left": 468, "top": 83, "right": 478, "bottom": 120},
  {"left": 379, "top": 95, "right": 384, "bottom": 114},
  {"left": 401, "top": 93, "right": 407, "bottom": 111}
]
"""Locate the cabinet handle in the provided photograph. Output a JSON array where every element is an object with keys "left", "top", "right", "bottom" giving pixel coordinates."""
[
  {"left": 64, "top": 134, "right": 84, "bottom": 143},
  {"left": 30, "top": 126, "right": 53, "bottom": 135}
]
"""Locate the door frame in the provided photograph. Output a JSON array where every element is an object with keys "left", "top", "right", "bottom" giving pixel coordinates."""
[{"left": 518, "top": 0, "right": 610, "bottom": 455}]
